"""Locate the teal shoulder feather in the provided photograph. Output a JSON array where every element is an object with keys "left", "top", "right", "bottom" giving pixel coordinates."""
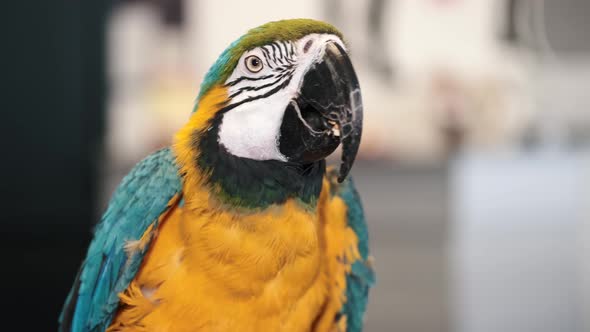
[
  {"left": 333, "top": 174, "right": 375, "bottom": 332},
  {"left": 59, "top": 148, "right": 182, "bottom": 332}
]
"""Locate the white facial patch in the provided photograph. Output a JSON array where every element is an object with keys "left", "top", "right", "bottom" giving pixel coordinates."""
[
  {"left": 217, "top": 34, "right": 347, "bottom": 161},
  {"left": 217, "top": 89, "right": 291, "bottom": 161}
]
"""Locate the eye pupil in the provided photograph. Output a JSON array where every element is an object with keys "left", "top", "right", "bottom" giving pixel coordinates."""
[{"left": 245, "top": 55, "right": 263, "bottom": 73}]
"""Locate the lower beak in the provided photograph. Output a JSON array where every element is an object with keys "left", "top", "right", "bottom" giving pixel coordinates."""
[{"left": 280, "top": 41, "right": 363, "bottom": 182}]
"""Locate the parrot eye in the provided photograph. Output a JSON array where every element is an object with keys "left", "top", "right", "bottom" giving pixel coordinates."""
[{"left": 245, "top": 55, "right": 263, "bottom": 73}]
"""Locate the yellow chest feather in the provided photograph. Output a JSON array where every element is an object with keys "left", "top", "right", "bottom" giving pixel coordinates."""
[{"left": 108, "top": 182, "right": 356, "bottom": 332}]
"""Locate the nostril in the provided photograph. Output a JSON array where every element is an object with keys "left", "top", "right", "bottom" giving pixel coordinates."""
[{"left": 303, "top": 39, "right": 313, "bottom": 53}]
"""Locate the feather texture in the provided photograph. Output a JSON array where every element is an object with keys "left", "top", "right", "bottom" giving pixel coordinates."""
[
  {"left": 333, "top": 173, "right": 375, "bottom": 332},
  {"left": 59, "top": 148, "right": 182, "bottom": 332}
]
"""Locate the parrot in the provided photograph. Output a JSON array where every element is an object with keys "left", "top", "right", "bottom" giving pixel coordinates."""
[{"left": 59, "top": 18, "right": 374, "bottom": 332}]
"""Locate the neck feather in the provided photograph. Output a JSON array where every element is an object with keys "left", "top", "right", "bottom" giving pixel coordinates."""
[{"left": 173, "top": 86, "right": 324, "bottom": 211}]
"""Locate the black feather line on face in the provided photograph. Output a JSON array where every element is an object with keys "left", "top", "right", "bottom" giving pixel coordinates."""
[
  {"left": 228, "top": 72, "right": 291, "bottom": 99},
  {"left": 225, "top": 74, "right": 274, "bottom": 87},
  {"left": 270, "top": 42, "right": 280, "bottom": 63},
  {"left": 220, "top": 74, "right": 293, "bottom": 114}
]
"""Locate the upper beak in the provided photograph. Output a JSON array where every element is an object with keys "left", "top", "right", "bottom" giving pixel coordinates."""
[{"left": 298, "top": 41, "right": 363, "bottom": 182}]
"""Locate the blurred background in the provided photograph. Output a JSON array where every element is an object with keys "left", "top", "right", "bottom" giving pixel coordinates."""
[{"left": 3, "top": 0, "right": 590, "bottom": 331}]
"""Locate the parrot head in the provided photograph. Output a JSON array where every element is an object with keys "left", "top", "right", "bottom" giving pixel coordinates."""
[{"left": 176, "top": 19, "right": 363, "bottom": 207}]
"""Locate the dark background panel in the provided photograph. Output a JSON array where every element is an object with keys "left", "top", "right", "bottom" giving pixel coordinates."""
[{"left": 1, "top": 1, "right": 110, "bottom": 329}]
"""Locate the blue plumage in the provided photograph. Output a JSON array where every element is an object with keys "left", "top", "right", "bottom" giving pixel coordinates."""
[
  {"left": 59, "top": 148, "right": 182, "bottom": 332},
  {"left": 337, "top": 177, "right": 375, "bottom": 332},
  {"left": 196, "top": 37, "right": 242, "bottom": 104}
]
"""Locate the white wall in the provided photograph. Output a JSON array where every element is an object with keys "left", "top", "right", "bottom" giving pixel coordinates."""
[{"left": 451, "top": 153, "right": 585, "bottom": 332}]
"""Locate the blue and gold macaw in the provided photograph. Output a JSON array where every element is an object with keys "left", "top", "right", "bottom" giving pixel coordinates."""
[{"left": 60, "top": 19, "right": 374, "bottom": 332}]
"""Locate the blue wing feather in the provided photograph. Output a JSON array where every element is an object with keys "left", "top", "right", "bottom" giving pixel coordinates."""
[
  {"left": 59, "top": 148, "right": 182, "bottom": 332},
  {"left": 336, "top": 176, "right": 375, "bottom": 332}
]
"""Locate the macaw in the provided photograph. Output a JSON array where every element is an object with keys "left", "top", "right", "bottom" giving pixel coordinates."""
[{"left": 60, "top": 19, "right": 374, "bottom": 332}]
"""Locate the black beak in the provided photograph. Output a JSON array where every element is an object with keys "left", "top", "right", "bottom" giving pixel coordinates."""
[{"left": 279, "top": 42, "right": 363, "bottom": 182}]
